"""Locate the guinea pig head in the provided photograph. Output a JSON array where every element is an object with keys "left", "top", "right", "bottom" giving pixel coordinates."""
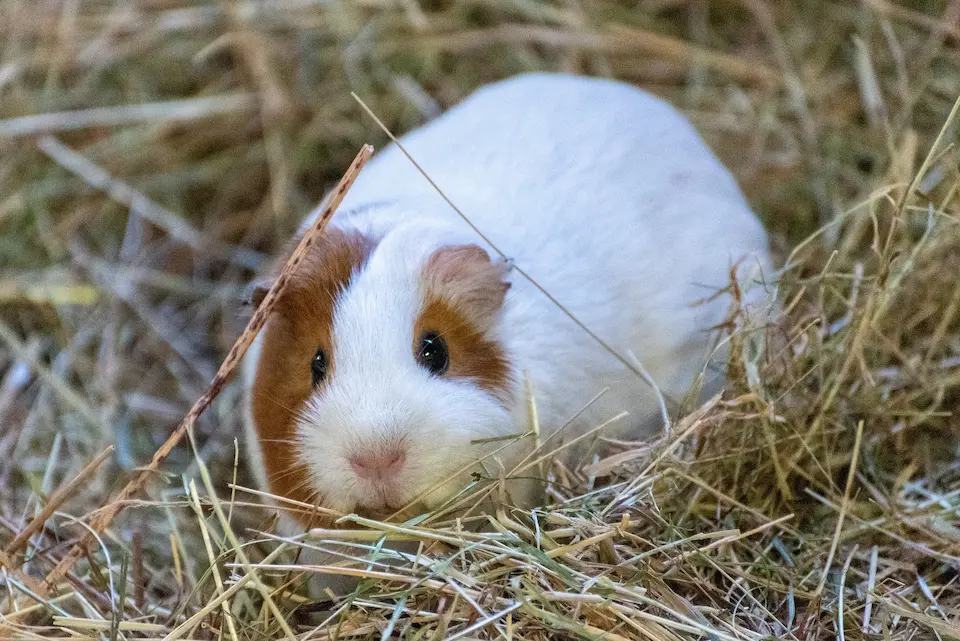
[{"left": 249, "top": 225, "right": 516, "bottom": 522}]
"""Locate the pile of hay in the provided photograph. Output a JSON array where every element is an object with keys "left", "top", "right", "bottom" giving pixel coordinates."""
[{"left": 1, "top": 0, "right": 959, "bottom": 638}]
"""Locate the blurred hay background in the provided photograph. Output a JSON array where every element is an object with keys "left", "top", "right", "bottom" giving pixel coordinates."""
[{"left": 1, "top": 0, "right": 960, "bottom": 639}]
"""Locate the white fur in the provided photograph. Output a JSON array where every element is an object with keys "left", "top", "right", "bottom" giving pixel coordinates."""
[
  {"left": 297, "top": 220, "right": 515, "bottom": 513},
  {"left": 242, "top": 72, "right": 775, "bottom": 564}
]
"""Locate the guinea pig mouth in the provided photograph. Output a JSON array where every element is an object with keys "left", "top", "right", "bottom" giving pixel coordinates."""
[
  {"left": 351, "top": 487, "right": 412, "bottom": 519},
  {"left": 355, "top": 500, "right": 419, "bottom": 521},
  {"left": 356, "top": 505, "right": 397, "bottom": 520}
]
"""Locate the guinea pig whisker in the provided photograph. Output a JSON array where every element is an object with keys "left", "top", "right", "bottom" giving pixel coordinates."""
[
  {"left": 426, "top": 314, "right": 481, "bottom": 342},
  {"left": 297, "top": 491, "right": 333, "bottom": 527},
  {"left": 510, "top": 387, "right": 609, "bottom": 469},
  {"left": 511, "top": 411, "right": 629, "bottom": 477},
  {"left": 266, "top": 466, "right": 308, "bottom": 483},
  {"left": 266, "top": 463, "right": 311, "bottom": 482},
  {"left": 251, "top": 390, "right": 299, "bottom": 415},
  {"left": 282, "top": 477, "right": 320, "bottom": 497},
  {"left": 421, "top": 475, "right": 501, "bottom": 525},
  {"left": 388, "top": 438, "right": 518, "bottom": 520}
]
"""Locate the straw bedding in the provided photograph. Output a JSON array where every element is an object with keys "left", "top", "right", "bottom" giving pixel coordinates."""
[{"left": 1, "top": 1, "right": 959, "bottom": 639}]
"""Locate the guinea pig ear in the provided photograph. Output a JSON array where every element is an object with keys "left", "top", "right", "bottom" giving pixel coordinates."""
[
  {"left": 244, "top": 279, "right": 273, "bottom": 310},
  {"left": 423, "top": 244, "right": 511, "bottom": 329}
]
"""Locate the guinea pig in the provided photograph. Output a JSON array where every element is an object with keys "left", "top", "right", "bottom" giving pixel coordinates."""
[{"left": 242, "top": 72, "right": 774, "bottom": 539}]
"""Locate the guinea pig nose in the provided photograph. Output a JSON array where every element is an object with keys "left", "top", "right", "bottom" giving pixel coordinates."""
[{"left": 348, "top": 447, "right": 407, "bottom": 482}]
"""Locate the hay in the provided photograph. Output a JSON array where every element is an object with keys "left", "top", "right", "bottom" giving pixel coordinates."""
[{"left": 1, "top": 0, "right": 959, "bottom": 639}]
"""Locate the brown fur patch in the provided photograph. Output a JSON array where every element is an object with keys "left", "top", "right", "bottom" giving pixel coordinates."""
[
  {"left": 417, "top": 245, "right": 512, "bottom": 400},
  {"left": 250, "top": 227, "right": 375, "bottom": 525}
]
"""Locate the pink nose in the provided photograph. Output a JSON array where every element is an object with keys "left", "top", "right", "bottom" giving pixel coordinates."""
[{"left": 348, "top": 447, "right": 407, "bottom": 482}]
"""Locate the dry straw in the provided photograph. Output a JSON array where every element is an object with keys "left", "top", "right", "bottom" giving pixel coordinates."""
[{"left": 1, "top": 1, "right": 960, "bottom": 639}]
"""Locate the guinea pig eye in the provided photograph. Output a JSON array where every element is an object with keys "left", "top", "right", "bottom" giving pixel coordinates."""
[
  {"left": 311, "top": 348, "right": 328, "bottom": 386},
  {"left": 416, "top": 332, "right": 449, "bottom": 375}
]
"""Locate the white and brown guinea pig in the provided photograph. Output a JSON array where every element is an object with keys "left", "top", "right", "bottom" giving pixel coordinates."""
[{"left": 242, "top": 72, "right": 774, "bottom": 527}]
